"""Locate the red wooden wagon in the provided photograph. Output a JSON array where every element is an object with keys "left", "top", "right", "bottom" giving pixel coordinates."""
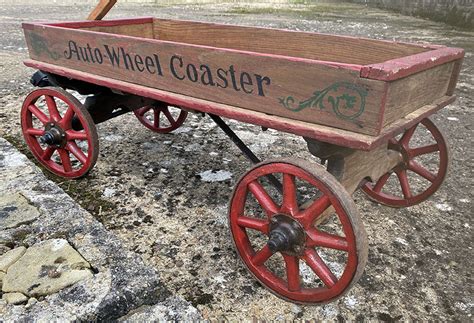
[{"left": 19, "top": 0, "right": 464, "bottom": 304}]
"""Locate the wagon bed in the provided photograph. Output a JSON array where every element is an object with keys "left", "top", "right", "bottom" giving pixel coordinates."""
[{"left": 22, "top": 17, "right": 463, "bottom": 149}]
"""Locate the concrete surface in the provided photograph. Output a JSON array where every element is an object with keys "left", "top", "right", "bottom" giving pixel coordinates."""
[
  {"left": 0, "top": 2, "right": 472, "bottom": 320},
  {"left": 350, "top": 0, "right": 473, "bottom": 29},
  {"left": 0, "top": 138, "right": 200, "bottom": 320}
]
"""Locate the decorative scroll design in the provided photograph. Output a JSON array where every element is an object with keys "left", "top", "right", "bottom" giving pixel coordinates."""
[
  {"left": 28, "top": 33, "right": 60, "bottom": 61},
  {"left": 279, "top": 82, "right": 368, "bottom": 121}
]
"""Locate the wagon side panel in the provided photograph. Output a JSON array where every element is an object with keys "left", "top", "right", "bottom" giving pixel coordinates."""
[
  {"left": 23, "top": 23, "right": 387, "bottom": 136},
  {"left": 152, "top": 18, "right": 428, "bottom": 65}
]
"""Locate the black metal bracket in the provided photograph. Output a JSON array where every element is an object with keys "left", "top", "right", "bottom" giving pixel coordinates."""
[
  {"left": 209, "top": 114, "right": 282, "bottom": 192},
  {"left": 209, "top": 114, "right": 261, "bottom": 164}
]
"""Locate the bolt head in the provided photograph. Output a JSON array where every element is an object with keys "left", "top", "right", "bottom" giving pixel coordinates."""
[
  {"left": 270, "top": 217, "right": 278, "bottom": 224},
  {"left": 61, "top": 134, "right": 65, "bottom": 137},
  {"left": 294, "top": 245, "right": 303, "bottom": 253}
]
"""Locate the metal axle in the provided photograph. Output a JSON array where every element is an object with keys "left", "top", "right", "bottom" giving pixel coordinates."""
[{"left": 267, "top": 214, "right": 305, "bottom": 255}]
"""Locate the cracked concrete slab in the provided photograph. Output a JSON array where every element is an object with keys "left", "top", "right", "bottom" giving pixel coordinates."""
[
  {"left": 2, "top": 239, "right": 93, "bottom": 297},
  {"left": 0, "top": 138, "right": 201, "bottom": 320},
  {"left": 0, "top": 193, "right": 40, "bottom": 229}
]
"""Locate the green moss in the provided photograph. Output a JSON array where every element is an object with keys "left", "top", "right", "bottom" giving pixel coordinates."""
[{"left": 3, "top": 135, "right": 117, "bottom": 225}]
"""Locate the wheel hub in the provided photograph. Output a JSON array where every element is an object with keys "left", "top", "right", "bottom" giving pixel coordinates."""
[
  {"left": 388, "top": 140, "right": 410, "bottom": 169},
  {"left": 39, "top": 123, "right": 66, "bottom": 148},
  {"left": 267, "top": 214, "right": 306, "bottom": 255}
]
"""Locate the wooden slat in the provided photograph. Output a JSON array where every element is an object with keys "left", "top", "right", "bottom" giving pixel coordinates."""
[
  {"left": 23, "top": 23, "right": 387, "bottom": 135},
  {"left": 447, "top": 58, "right": 464, "bottom": 96},
  {"left": 383, "top": 62, "right": 454, "bottom": 127},
  {"left": 80, "top": 23, "right": 154, "bottom": 39},
  {"left": 153, "top": 18, "right": 429, "bottom": 66},
  {"left": 87, "top": 0, "right": 117, "bottom": 21},
  {"left": 23, "top": 59, "right": 455, "bottom": 152},
  {"left": 361, "top": 46, "right": 464, "bottom": 81},
  {"left": 340, "top": 146, "right": 402, "bottom": 195},
  {"left": 45, "top": 17, "right": 154, "bottom": 29},
  {"left": 378, "top": 95, "right": 455, "bottom": 142}
]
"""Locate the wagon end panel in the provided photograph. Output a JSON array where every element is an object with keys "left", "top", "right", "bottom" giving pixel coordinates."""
[
  {"left": 360, "top": 46, "right": 465, "bottom": 130},
  {"left": 382, "top": 61, "right": 455, "bottom": 128},
  {"left": 446, "top": 58, "right": 464, "bottom": 96},
  {"left": 22, "top": 22, "right": 388, "bottom": 136}
]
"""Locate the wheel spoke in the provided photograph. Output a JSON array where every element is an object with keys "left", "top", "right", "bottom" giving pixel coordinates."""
[
  {"left": 396, "top": 170, "right": 412, "bottom": 199},
  {"left": 399, "top": 124, "right": 418, "bottom": 147},
  {"left": 26, "top": 128, "right": 44, "bottom": 137},
  {"left": 388, "top": 138, "right": 398, "bottom": 146},
  {"left": 66, "top": 130, "right": 88, "bottom": 141},
  {"left": 408, "top": 160, "right": 436, "bottom": 183},
  {"left": 66, "top": 142, "right": 87, "bottom": 165},
  {"left": 298, "top": 195, "right": 331, "bottom": 227},
  {"left": 248, "top": 180, "right": 279, "bottom": 216},
  {"left": 306, "top": 228, "right": 349, "bottom": 251},
  {"left": 162, "top": 107, "right": 176, "bottom": 125},
  {"left": 42, "top": 146, "right": 56, "bottom": 161},
  {"left": 28, "top": 104, "right": 49, "bottom": 124},
  {"left": 58, "top": 149, "right": 72, "bottom": 173},
  {"left": 284, "top": 255, "right": 301, "bottom": 292},
  {"left": 281, "top": 173, "right": 298, "bottom": 215},
  {"left": 137, "top": 106, "right": 151, "bottom": 116},
  {"left": 410, "top": 144, "right": 439, "bottom": 157},
  {"left": 153, "top": 109, "right": 161, "bottom": 128},
  {"left": 45, "top": 95, "right": 61, "bottom": 122},
  {"left": 60, "top": 107, "right": 75, "bottom": 128},
  {"left": 252, "top": 245, "right": 273, "bottom": 266},
  {"left": 303, "top": 249, "right": 337, "bottom": 288},
  {"left": 236, "top": 216, "right": 269, "bottom": 233},
  {"left": 373, "top": 172, "right": 391, "bottom": 193}
]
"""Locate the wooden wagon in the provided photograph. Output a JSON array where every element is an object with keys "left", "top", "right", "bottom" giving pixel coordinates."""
[{"left": 19, "top": 0, "right": 464, "bottom": 304}]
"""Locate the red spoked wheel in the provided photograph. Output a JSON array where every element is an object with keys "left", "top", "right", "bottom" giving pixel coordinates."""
[
  {"left": 133, "top": 102, "right": 188, "bottom": 133},
  {"left": 229, "top": 159, "right": 367, "bottom": 304},
  {"left": 362, "top": 118, "right": 448, "bottom": 208},
  {"left": 20, "top": 87, "right": 99, "bottom": 178}
]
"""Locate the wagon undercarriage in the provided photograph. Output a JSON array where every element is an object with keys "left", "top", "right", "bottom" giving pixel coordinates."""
[{"left": 20, "top": 75, "right": 450, "bottom": 303}]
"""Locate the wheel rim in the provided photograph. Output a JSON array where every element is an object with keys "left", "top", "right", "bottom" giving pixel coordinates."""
[
  {"left": 229, "top": 159, "right": 367, "bottom": 304},
  {"left": 362, "top": 118, "right": 448, "bottom": 208},
  {"left": 133, "top": 103, "right": 188, "bottom": 133},
  {"left": 21, "top": 87, "right": 98, "bottom": 178}
]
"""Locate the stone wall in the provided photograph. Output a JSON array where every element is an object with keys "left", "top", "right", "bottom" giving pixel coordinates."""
[{"left": 350, "top": 0, "right": 473, "bottom": 29}]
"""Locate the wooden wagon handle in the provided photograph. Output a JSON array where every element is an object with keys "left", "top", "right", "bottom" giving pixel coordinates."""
[{"left": 87, "top": 0, "right": 117, "bottom": 20}]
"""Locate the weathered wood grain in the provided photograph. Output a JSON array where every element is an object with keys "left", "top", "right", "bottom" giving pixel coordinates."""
[
  {"left": 447, "top": 58, "right": 464, "bottom": 96},
  {"left": 23, "top": 23, "right": 387, "bottom": 135},
  {"left": 22, "top": 18, "right": 462, "bottom": 140},
  {"left": 383, "top": 62, "right": 454, "bottom": 127},
  {"left": 339, "top": 146, "right": 402, "bottom": 195},
  {"left": 87, "top": 0, "right": 117, "bottom": 21},
  {"left": 23, "top": 59, "right": 455, "bottom": 152},
  {"left": 360, "top": 46, "right": 464, "bottom": 81},
  {"left": 306, "top": 144, "right": 402, "bottom": 226},
  {"left": 153, "top": 18, "right": 428, "bottom": 66},
  {"left": 81, "top": 23, "right": 154, "bottom": 39}
]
